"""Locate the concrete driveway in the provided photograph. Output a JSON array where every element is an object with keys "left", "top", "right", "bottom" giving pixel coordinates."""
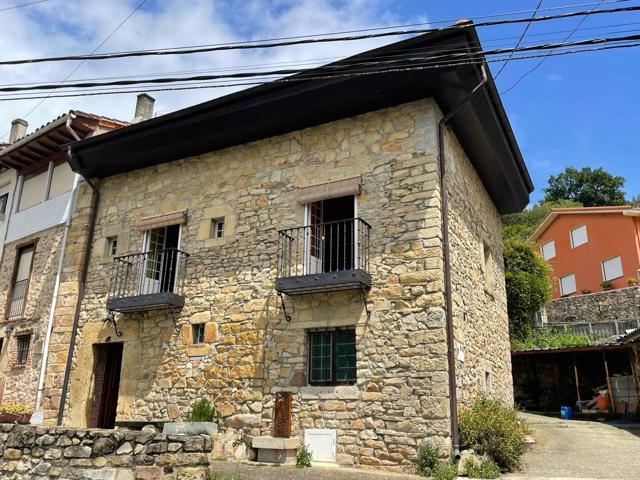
[{"left": 508, "top": 412, "right": 640, "bottom": 480}]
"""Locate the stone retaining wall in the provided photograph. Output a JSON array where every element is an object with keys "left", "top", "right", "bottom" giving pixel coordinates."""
[
  {"left": 0, "top": 423, "right": 230, "bottom": 479},
  {"left": 544, "top": 286, "right": 640, "bottom": 327}
]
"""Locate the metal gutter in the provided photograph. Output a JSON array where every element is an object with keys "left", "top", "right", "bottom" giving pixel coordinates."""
[
  {"left": 56, "top": 146, "right": 100, "bottom": 425},
  {"left": 438, "top": 62, "right": 488, "bottom": 458}
]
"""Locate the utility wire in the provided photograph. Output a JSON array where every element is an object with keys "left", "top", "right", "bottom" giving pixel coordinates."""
[
  {"left": 0, "top": 2, "right": 637, "bottom": 66},
  {"left": 0, "top": 0, "right": 146, "bottom": 141},
  {"left": 3, "top": 21, "right": 638, "bottom": 88},
  {"left": 494, "top": 0, "right": 544, "bottom": 79},
  {"left": 501, "top": 0, "right": 607, "bottom": 94},
  {"left": 20, "top": 0, "right": 147, "bottom": 119},
  {"left": 1, "top": 39, "right": 638, "bottom": 101},
  {"left": 1, "top": 33, "right": 638, "bottom": 93},
  {"left": 0, "top": 0, "right": 48, "bottom": 14}
]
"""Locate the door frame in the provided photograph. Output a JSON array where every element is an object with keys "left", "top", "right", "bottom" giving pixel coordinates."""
[{"left": 140, "top": 224, "right": 182, "bottom": 294}]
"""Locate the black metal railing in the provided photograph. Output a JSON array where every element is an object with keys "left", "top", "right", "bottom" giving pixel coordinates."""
[
  {"left": 277, "top": 218, "right": 371, "bottom": 279},
  {"left": 8, "top": 279, "right": 28, "bottom": 318},
  {"left": 108, "top": 248, "right": 189, "bottom": 301}
]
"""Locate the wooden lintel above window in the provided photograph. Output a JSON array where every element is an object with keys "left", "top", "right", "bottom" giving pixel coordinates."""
[
  {"left": 136, "top": 210, "right": 188, "bottom": 231},
  {"left": 297, "top": 176, "right": 362, "bottom": 204}
]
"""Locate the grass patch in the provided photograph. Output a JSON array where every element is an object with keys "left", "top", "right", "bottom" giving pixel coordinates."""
[{"left": 465, "top": 457, "right": 501, "bottom": 479}]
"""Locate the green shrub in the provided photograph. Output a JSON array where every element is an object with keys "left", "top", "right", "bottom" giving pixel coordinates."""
[
  {"left": 415, "top": 440, "right": 440, "bottom": 476},
  {"left": 511, "top": 327, "right": 593, "bottom": 350},
  {"left": 459, "top": 398, "right": 528, "bottom": 472},
  {"left": 432, "top": 462, "right": 458, "bottom": 480},
  {"left": 465, "top": 457, "right": 501, "bottom": 479},
  {"left": 296, "top": 444, "right": 312, "bottom": 468},
  {"left": 187, "top": 399, "right": 219, "bottom": 423}
]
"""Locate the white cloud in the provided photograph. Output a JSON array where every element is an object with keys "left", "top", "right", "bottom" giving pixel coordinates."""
[{"left": 0, "top": 0, "right": 420, "bottom": 139}]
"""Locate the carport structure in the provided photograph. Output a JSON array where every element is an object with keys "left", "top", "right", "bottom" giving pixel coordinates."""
[{"left": 512, "top": 343, "right": 640, "bottom": 414}]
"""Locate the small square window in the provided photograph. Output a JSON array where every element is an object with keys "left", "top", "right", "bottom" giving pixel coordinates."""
[
  {"left": 560, "top": 273, "right": 577, "bottom": 296},
  {"left": 16, "top": 335, "right": 30, "bottom": 366},
  {"left": 211, "top": 218, "right": 225, "bottom": 239},
  {"left": 106, "top": 236, "right": 118, "bottom": 257},
  {"left": 570, "top": 225, "right": 588, "bottom": 248},
  {"left": 602, "top": 256, "right": 623, "bottom": 282},
  {"left": 192, "top": 324, "right": 205, "bottom": 344},
  {"left": 540, "top": 240, "right": 556, "bottom": 260}
]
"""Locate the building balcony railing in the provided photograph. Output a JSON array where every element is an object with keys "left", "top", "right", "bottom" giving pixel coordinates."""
[
  {"left": 276, "top": 218, "right": 371, "bottom": 295},
  {"left": 106, "top": 248, "right": 189, "bottom": 313},
  {"left": 8, "top": 279, "right": 28, "bottom": 319}
]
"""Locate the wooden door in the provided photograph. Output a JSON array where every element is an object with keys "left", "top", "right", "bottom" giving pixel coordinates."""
[{"left": 92, "top": 343, "right": 123, "bottom": 429}]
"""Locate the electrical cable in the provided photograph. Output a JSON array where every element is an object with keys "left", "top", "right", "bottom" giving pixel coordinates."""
[
  {"left": 0, "top": 2, "right": 637, "bottom": 66},
  {"left": 494, "top": 0, "right": 544, "bottom": 79},
  {"left": 1, "top": 40, "right": 637, "bottom": 102},
  {"left": 1, "top": 33, "right": 638, "bottom": 93},
  {"left": 0, "top": 0, "right": 48, "bottom": 14}
]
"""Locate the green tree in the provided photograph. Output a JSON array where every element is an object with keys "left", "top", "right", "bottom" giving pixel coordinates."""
[
  {"left": 502, "top": 199, "right": 581, "bottom": 241},
  {"left": 543, "top": 167, "right": 626, "bottom": 207},
  {"left": 630, "top": 194, "right": 640, "bottom": 207},
  {"left": 504, "top": 238, "right": 552, "bottom": 340}
]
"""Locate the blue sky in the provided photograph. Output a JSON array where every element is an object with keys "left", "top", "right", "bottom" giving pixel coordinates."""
[{"left": 1, "top": 0, "right": 638, "bottom": 204}]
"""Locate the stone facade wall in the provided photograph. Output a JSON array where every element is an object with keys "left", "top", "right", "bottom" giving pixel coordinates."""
[
  {"left": 443, "top": 126, "right": 513, "bottom": 406},
  {"left": 0, "top": 224, "right": 65, "bottom": 407},
  {"left": 544, "top": 286, "right": 640, "bottom": 326},
  {"left": 0, "top": 423, "right": 218, "bottom": 479},
  {"left": 54, "top": 98, "right": 511, "bottom": 471}
]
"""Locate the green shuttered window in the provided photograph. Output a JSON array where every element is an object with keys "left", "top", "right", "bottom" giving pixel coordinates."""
[{"left": 309, "top": 329, "right": 356, "bottom": 385}]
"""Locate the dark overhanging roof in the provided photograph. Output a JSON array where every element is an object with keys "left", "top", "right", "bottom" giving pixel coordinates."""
[{"left": 68, "top": 25, "right": 533, "bottom": 214}]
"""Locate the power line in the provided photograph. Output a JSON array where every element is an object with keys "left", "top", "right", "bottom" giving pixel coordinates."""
[
  {"left": 20, "top": 0, "right": 147, "bottom": 120},
  {"left": 0, "top": 0, "right": 48, "bottom": 14},
  {"left": 0, "top": 2, "right": 637, "bottom": 66},
  {"left": 494, "top": 0, "right": 544, "bottom": 79},
  {"left": 1, "top": 33, "right": 637, "bottom": 93},
  {"left": 3, "top": 21, "right": 638, "bottom": 88},
  {"left": 501, "top": 0, "right": 607, "bottom": 94},
  {"left": 1, "top": 39, "right": 638, "bottom": 102}
]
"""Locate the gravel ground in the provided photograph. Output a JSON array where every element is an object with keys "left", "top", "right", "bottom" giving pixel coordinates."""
[
  {"left": 208, "top": 460, "right": 423, "bottom": 480},
  {"left": 507, "top": 412, "right": 640, "bottom": 479}
]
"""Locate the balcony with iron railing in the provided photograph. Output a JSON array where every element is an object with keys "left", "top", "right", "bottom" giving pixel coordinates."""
[
  {"left": 106, "top": 248, "right": 189, "bottom": 313},
  {"left": 276, "top": 218, "right": 371, "bottom": 295}
]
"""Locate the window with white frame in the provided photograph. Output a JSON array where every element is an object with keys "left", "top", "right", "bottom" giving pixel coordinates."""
[
  {"left": 570, "top": 225, "right": 588, "bottom": 248},
  {"left": 540, "top": 240, "right": 556, "bottom": 260},
  {"left": 47, "top": 162, "right": 75, "bottom": 199},
  {"left": 17, "top": 162, "right": 76, "bottom": 212},
  {"left": 106, "top": 236, "right": 118, "bottom": 257},
  {"left": 210, "top": 218, "right": 225, "bottom": 238},
  {"left": 602, "top": 256, "right": 623, "bottom": 282},
  {"left": 18, "top": 170, "right": 48, "bottom": 211},
  {"left": 560, "top": 273, "right": 577, "bottom": 296}
]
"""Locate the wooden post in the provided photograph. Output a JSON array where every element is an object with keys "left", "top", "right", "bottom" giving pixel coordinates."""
[
  {"left": 572, "top": 353, "right": 581, "bottom": 408},
  {"left": 628, "top": 347, "right": 640, "bottom": 412},
  {"left": 274, "top": 391, "right": 292, "bottom": 438},
  {"left": 603, "top": 350, "right": 615, "bottom": 413}
]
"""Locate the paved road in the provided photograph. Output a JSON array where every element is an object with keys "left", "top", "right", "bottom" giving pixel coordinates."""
[
  {"left": 508, "top": 412, "right": 640, "bottom": 480},
  {"left": 208, "top": 460, "right": 423, "bottom": 480}
]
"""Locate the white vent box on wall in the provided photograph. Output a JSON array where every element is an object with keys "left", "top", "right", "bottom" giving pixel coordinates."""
[{"left": 303, "top": 428, "right": 336, "bottom": 463}]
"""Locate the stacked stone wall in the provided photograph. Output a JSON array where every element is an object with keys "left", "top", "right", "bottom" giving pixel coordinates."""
[
  {"left": 49, "top": 98, "right": 512, "bottom": 471},
  {"left": 0, "top": 224, "right": 65, "bottom": 407},
  {"left": 443, "top": 126, "right": 513, "bottom": 406},
  {"left": 0, "top": 423, "right": 221, "bottom": 479}
]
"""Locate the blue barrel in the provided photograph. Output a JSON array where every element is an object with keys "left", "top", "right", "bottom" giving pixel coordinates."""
[{"left": 560, "top": 406, "right": 573, "bottom": 420}]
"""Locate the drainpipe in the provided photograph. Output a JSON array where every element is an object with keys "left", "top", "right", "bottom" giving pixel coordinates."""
[
  {"left": 438, "top": 63, "right": 488, "bottom": 458},
  {"left": 32, "top": 115, "right": 83, "bottom": 423},
  {"left": 56, "top": 146, "right": 100, "bottom": 426}
]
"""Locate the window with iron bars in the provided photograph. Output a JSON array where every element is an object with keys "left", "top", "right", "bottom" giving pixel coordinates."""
[{"left": 15, "top": 335, "right": 31, "bottom": 367}]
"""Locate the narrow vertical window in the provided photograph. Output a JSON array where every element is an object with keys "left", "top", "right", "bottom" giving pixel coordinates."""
[
  {"left": 8, "top": 244, "right": 34, "bottom": 318},
  {"left": 106, "top": 236, "right": 118, "bottom": 257},
  {"left": 211, "top": 218, "right": 225, "bottom": 238},
  {"left": 15, "top": 335, "right": 31, "bottom": 366},
  {"left": 192, "top": 323, "right": 205, "bottom": 344},
  {"left": 0, "top": 193, "right": 8, "bottom": 219}
]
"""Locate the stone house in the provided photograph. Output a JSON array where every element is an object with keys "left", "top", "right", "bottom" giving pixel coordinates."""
[
  {"left": 0, "top": 111, "right": 129, "bottom": 423},
  {"left": 44, "top": 27, "right": 531, "bottom": 470}
]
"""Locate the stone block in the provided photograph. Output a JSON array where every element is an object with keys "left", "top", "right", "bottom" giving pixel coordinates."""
[
  {"left": 64, "top": 445, "right": 92, "bottom": 458},
  {"left": 251, "top": 436, "right": 299, "bottom": 450}
]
